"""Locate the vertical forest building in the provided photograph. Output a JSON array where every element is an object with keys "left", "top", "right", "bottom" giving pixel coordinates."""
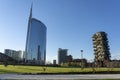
[{"left": 92, "top": 31, "right": 111, "bottom": 67}]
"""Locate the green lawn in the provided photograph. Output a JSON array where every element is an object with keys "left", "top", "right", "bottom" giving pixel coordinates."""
[{"left": 0, "top": 65, "right": 120, "bottom": 74}]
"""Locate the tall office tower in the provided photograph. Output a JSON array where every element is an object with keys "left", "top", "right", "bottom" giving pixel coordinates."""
[
  {"left": 92, "top": 31, "right": 111, "bottom": 67},
  {"left": 25, "top": 5, "right": 47, "bottom": 65},
  {"left": 58, "top": 48, "right": 68, "bottom": 64}
]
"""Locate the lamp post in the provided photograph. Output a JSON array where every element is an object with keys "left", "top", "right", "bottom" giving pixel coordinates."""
[{"left": 81, "top": 50, "right": 83, "bottom": 68}]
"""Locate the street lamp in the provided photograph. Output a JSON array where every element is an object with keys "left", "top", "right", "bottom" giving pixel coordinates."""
[
  {"left": 81, "top": 50, "right": 83, "bottom": 59},
  {"left": 81, "top": 50, "right": 83, "bottom": 68}
]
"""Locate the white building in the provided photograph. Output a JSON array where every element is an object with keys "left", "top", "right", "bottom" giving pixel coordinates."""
[{"left": 4, "top": 49, "right": 24, "bottom": 61}]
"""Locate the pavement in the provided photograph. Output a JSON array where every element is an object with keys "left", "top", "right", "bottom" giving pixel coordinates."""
[{"left": 0, "top": 74, "right": 120, "bottom": 79}]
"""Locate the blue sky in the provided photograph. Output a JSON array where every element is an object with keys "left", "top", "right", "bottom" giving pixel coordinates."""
[{"left": 0, "top": 0, "right": 120, "bottom": 62}]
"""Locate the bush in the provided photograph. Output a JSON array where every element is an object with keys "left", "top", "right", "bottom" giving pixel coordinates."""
[{"left": 60, "top": 62, "right": 82, "bottom": 67}]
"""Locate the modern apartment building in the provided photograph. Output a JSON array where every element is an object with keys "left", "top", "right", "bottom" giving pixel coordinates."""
[
  {"left": 92, "top": 31, "right": 111, "bottom": 67},
  {"left": 58, "top": 48, "right": 68, "bottom": 64},
  {"left": 4, "top": 49, "right": 24, "bottom": 61},
  {"left": 25, "top": 5, "right": 46, "bottom": 65}
]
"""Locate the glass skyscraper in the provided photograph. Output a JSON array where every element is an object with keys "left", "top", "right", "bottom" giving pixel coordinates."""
[{"left": 25, "top": 6, "right": 46, "bottom": 65}]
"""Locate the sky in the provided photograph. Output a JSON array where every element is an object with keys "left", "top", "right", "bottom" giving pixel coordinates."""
[{"left": 0, "top": 0, "right": 120, "bottom": 63}]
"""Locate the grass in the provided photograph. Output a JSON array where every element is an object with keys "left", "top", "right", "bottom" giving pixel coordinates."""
[{"left": 0, "top": 65, "right": 120, "bottom": 74}]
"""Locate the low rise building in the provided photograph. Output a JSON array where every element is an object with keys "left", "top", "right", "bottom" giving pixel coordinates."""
[{"left": 53, "top": 59, "right": 56, "bottom": 65}]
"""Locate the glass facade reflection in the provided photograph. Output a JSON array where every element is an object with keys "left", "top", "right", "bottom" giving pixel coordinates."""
[{"left": 25, "top": 6, "right": 46, "bottom": 65}]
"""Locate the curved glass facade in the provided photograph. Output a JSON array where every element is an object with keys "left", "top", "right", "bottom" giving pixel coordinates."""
[{"left": 26, "top": 18, "right": 46, "bottom": 65}]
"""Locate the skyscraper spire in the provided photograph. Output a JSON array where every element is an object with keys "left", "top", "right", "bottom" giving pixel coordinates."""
[
  {"left": 29, "top": 3, "right": 33, "bottom": 21},
  {"left": 25, "top": 3, "right": 33, "bottom": 62}
]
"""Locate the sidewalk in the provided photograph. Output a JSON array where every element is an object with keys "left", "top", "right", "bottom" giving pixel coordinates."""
[{"left": 0, "top": 74, "right": 120, "bottom": 79}]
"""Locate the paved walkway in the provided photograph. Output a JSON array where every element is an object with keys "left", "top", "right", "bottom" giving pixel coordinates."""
[{"left": 0, "top": 74, "right": 120, "bottom": 79}]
